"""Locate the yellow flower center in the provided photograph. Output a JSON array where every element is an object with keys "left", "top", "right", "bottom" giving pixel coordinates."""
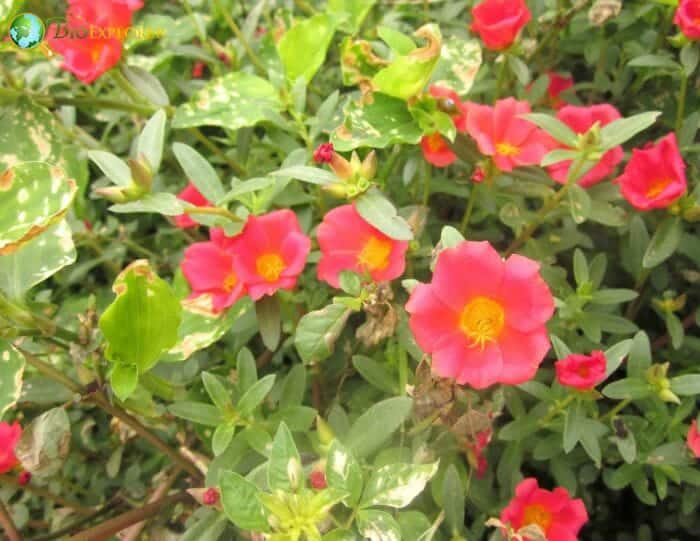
[
  {"left": 645, "top": 178, "right": 672, "bottom": 199},
  {"left": 522, "top": 504, "right": 553, "bottom": 533},
  {"left": 459, "top": 296, "right": 505, "bottom": 350},
  {"left": 222, "top": 272, "right": 238, "bottom": 293},
  {"left": 256, "top": 253, "right": 286, "bottom": 282},
  {"left": 425, "top": 133, "right": 448, "bottom": 152},
  {"left": 496, "top": 142, "right": 520, "bottom": 157},
  {"left": 357, "top": 236, "right": 392, "bottom": 272}
]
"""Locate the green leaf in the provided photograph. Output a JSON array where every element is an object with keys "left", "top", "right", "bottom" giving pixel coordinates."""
[
  {"left": 268, "top": 422, "right": 302, "bottom": 491},
  {"left": 443, "top": 464, "right": 465, "bottom": 535},
  {"left": 563, "top": 400, "right": 584, "bottom": 453},
  {"left": 325, "top": 440, "right": 364, "bottom": 507},
  {"left": 567, "top": 184, "right": 591, "bottom": 224},
  {"left": 212, "top": 423, "right": 236, "bottom": 456},
  {"left": 602, "top": 378, "right": 651, "bottom": 400},
  {"left": 172, "top": 143, "right": 225, "bottom": 202},
  {"left": 356, "top": 510, "right": 401, "bottom": 541},
  {"left": 521, "top": 113, "right": 578, "bottom": 146},
  {"left": 352, "top": 355, "right": 398, "bottom": 394},
  {"left": 628, "top": 54, "right": 681, "bottom": 71},
  {"left": 237, "top": 348, "right": 258, "bottom": 394},
  {"left": 372, "top": 24, "right": 442, "bottom": 100},
  {"left": 110, "top": 364, "right": 139, "bottom": 402},
  {"left": 0, "top": 220, "right": 76, "bottom": 299},
  {"left": 573, "top": 248, "right": 589, "bottom": 286},
  {"left": 628, "top": 331, "right": 652, "bottom": 377},
  {"left": 269, "top": 166, "right": 337, "bottom": 185},
  {"left": 328, "top": 0, "right": 376, "bottom": 33},
  {"left": 356, "top": 189, "right": 413, "bottom": 241},
  {"left": 550, "top": 334, "right": 572, "bottom": 359},
  {"left": 0, "top": 162, "right": 76, "bottom": 255},
  {"left": 99, "top": 260, "right": 182, "bottom": 371},
  {"left": 541, "top": 149, "right": 579, "bottom": 167},
  {"left": 15, "top": 407, "right": 70, "bottom": 477},
  {"left": 294, "top": 303, "right": 352, "bottom": 365},
  {"left": 377, "top": 26, "right": 416, "bottom": 54},
  {"left": 345, "top": 396, "right": 413, "bottom": 458},
  {"left": 172, "top": 72, "right": 282, "bottom": 130},
  {"left": 332, "top": 93, "right": 422, "bottom": 151},
  {"left": 590, "top": 289, "right": 638, "bottom": 305},
  {"left": 666, "top": 312, "right": 684, "bottom": 350},
  {"left": 202, "top": 372, "right": 233, "bottom": 413},
  {"left": 279, "top": 364, "right": 307, "bottom": 408},
  {"left": 605, "top": 339, "right": 633, "bottom": 377},
  {"left": 360, "top": 461, "right": 438, "bottom": 508},
  {"left": 600, "top": 111, "right": 661, "bottom": 150},
  {"left": 681, "top": 43, "right": 699, "bottom": 76},
  {"left": 88, "top": 151, "right": 132, "bottom": 187},
  {"left": 278, "top": 14, "right": 336, "bottom": 83},
  {"left": 256, "top": 295, "right": 281, "bottom": 351},
  {"left": 121, "top": 64, "right": 170, "bottom": 107},
  {"left": 614, "top": 429, "right": 637, "bottom": 464},
  {"left": 642, "top": 216, "right": 682, "bottom": 269},
  {"left": 168, "top": 401, "right": 223, "bottom": 426},
  {"left": 110, "top": 193, "right": 185, "bottom": 216},
  {"left": 138, "top": 109, "right": 167, "bottom": 172},
  {"left": 338, "top": 271, "right": 362, "bottom": 296},
  {"left": 323, "top": 529, "right": 360, "bottom": 541},
  {"left": 237, "top": 374, "right": 276, "bottom": 417},
  {"left": 508, "top": 54, "right": 531, "bottom": 85},
  {"left": 219, "top": 470, "right": 269, "bottom": 532},
  {"left": 0, "top": 340, "right": 24, "bottom": 419},
  {"left": 670, "top": 374, "right": 700, "bottom": 396},
  {"left": 439, "top": 225, "right": 465, "bottom": 249}
]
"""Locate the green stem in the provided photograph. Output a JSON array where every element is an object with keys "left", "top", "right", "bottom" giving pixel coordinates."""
[
  {"left": 0, "top": 88, "right": 154, "bottom": 115},
  {"left": 0, "top": 475, "right": 94, "bottom": 515},
  {"left": 0, "top": 499, "right": 21, "bottom": 541},
  {"left": 110, "top": 69, "right": 149, "bottom": 105},
  {"left": 378, "top": 146, "right": 402, "bottom": 187},
  {"left": 494, "top": 57, "right": 508, "bottom": 100},
  {"left": 0, "top": 293, "right": 80, "bottom": 343},
  {"left": 422, "top": 162, "right": 432, "bottom": 206},
  {"left": 538, "top": 394, "right": 577, "bottom": 426},
  {"left": 601, "top": 398, "right": 632, "bottom": 423},
  {"left": 460, "top": 184, "right": 479, "bottom": 236},
  {"left": 187, "top": 127, "right": 247, "bottom": 176},
  {"left": 183, "top": 205, "right": 241, "bottom": 222},
  {"left": 213, "top": 0, "right": 267, "bottom": 76},
  {"left": 625, "top": 267, "right": 651, "bottom": 320},
  {"left": 676, "top": 75, "right": 688, "bottom": 134}
]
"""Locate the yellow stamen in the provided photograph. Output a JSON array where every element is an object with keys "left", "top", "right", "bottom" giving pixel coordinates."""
[
  {"left": 357, "top": 236, "right": 392, "bottom": 272},
  {"left": 522, "top": 504, "right": 553, "bottom": 533},
  {"left": 256, "top": 253, "right": 286, "bottom": 282},
  {"left": 459, "top": 296, "right": 505, "bottom": 350},
  {"left": 496, "top": 142, "right": 520, "bottom": 157},
  {"left": 645, "top": 178, "right": 672, "bottom": 199},
  {"left": 222, "top": 273, "right": 238, "bottom": 293}
]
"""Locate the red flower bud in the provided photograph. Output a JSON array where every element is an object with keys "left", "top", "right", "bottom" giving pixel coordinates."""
[
  {"left": 313, "top": 143, "right": 335, "bottom": 164},
  {"left": 18, "top": 471, "right": 32, "bottom": 486},
  {"left": 192, "top": 61, "right": 206, "bottom": 79},
  {"left": 202, "top": 487, "right": 220, "bottom": 506},
  {"left": 471, "top": 167, "right": 486, "bottom": 183},
  {"left": 309, "top": 470, "right": 327, "bottom": 490}
]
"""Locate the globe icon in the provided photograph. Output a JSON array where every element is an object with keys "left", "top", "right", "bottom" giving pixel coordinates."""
[{"left": 8, "top": 13, "right": 45, "bottom": 50}]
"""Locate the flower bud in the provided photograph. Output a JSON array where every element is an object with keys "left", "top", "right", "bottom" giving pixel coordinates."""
[
  {"left": 128, "top": 157, "right": 153, "bottom": 192},
  {"left": 313, "top": 143, "right": 335, "bottom": 164},
  {"left": 329, "top": 153, "right": 353, "bottom": 180},
  {"left": 589, "top": 0, "right": 622, "bottom": 27},
  {"left": 360, "top": 150, "right": 377, "bottom": 180},
  {"left": 316, "top": 416, "right": 335, "bottom": 446},
  {"left": 309, "top": 469, "right": 327, "bottom": 490},
  {"left": 18, "top": 471, "right": 31, "bottom": 486},
  {"left": 202, "top": 487, "right": 220, "bottom": 506}
]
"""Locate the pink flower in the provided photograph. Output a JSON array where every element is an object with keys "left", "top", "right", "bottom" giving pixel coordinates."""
[
  {"left": 546, "top": 72, "right": 574, "bottom": 109},
  {"left": 313, "top": 143, "right": 335, "bottom": 164},
  {"left": 421, "top": 133, "right": 457, "bottom": 167},
  {"left": 317, "top": 204, "right": 408, "bottom": 288},
  {"left": 500, "top": 478, "right": 588, "bottom": 541},
  {"left": 615, "top": 133, "right": 687, "bottom": 211},
  {"left": 547, "top": 105, "right": 624, "bottom": 187},
  {"left": 555, "top": 351, "right": 607, "bottom": 390},
  {"left": 174, "top": 183, "right": 211, "bottom": 229},
  {"left": 231, "top": 210, "right": 311, "bottom": 300},
  {"left": 405, "top": 241, "right": 554, "bottom": 389},
  {"left": 470, "top": 0, "right": 531, "bottom": 51},
  {"left": 688, "top": 420, "right": 700, "bottom": 458},
  {"left": 0, "top": 422, "right": 22, "bottom": 474},
  {"left": 464, "top": 98, "right": 552, "bottom": 172},
  {"left": 47, "top": 0, "right": 143, "bottom": 84},
  {"left": 674, "top": 0, "right": 700, "bottom": 40},
  {"left": 181, "top": 228, "right": 246, "bottom": 313}
]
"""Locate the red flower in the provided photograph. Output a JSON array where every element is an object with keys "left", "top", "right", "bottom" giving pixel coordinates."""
[
  {"left": 674, "top": 0, "right": 700, "bottom": 40},
  {"left": 555, "top": 351, "right": 607, "bottom": 391},
  {"left": 688, "top": 420, "right": 700, "bottom": 458},
  {"left": 174, "top": 183, "right": 211, "bottom": 229},
  {"left": 202, "top": 488, "right": 220, "bottom": 506},
  {"left": 47, "top": 0, "right": 143, "bottom": 84},
  {"left": 546, "top": 72, "right": 574, "bottom": 109},
  {"left": 317, "top": 204, "right": 408, "bottom": 288},
  {"left": 309, "top": 470, "right": 327, "bottom": 490},
  {"left": 615, "top": 133, "right": 687, "bottom": 211},
  {"left": 421, "top": 133, "right": 457, "bottom": 167},
  {"left": 470, "top": 0, "right": 531, "bottom": 51},
  {"left": 405, "top": 241, "right": 554, "bottom": 389},
  {"left": 0, "top": 422, "right": 22, "bottom": 474},
  {"left": 547, "top": 104, "right": 624, "bottom": 188},
  {"left": 231, "top": 210, "right": 311, "bottom": 300},
  {"left": 181, "top": 228, "right": 246, "bottom": 313},
  {"left": 465, "top": 98, "right": 552, "bottom": 172},
  {"left": 313, "top": 143, "right": 335, "bottom": 164},
  {"left": 500, "top": 478, "right": 588, "bottom": 541}
]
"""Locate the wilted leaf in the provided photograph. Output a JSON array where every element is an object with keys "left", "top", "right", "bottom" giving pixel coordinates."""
[
  {"left": 16, "top": 407, "right": 71, "bottom": 477},
  {"left": 294, "top": 303, "right": 352, "bottom": 364},
  {"left": 0, "top": 340, "right": 24, "bottom": 418}
]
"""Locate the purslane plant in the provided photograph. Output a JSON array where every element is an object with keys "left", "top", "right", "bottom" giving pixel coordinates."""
[{"left": 1, "top": 0, "right": 700, "bottom": 540}]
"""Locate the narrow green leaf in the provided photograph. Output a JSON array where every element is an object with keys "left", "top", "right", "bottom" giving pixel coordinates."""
[
  {"left": 172, "top": 142, "right": 225, "bottom": 202},
  {"left": 356, "top": 189, "right": 414, "bottom": 241},
  {"left": 110, "top": 364, "right": 139, "bottom": 402},
  {"left": 88, "top": 151, "right": 132, "bottom": 187},
  {"left": 642, "top": 217, "right": 682, "bottom": 269},
  {"left": 294, "top": 303, "right": 352, "bottom": 365},
  {"left": 267, "top": 422, "right": 302, "bottom": 491},
  {"left": 256, "top": 295, "right": 281, "bottom": 351},
  {"left": 600, "top": 111, "right": 661, "bottom": 150},
  {"left": 521, "top": 113, "right": 578, "bottom": 146},
  {"left": 442, "top": 464, "right": 465, "bottom": 536},
  {"left": 168, "top": 402, "right": 223, "bottom": 426},
  {"left": 345, "top": 397, "right": 413, "bottom": 458},
  {"left": 237, "top": 374, "right": 276, "bottom": 416},
  {"left": 138, "top": 109, "right": 167, "bottom": 172},
  {"left": 202, "top": 372, "right": 233, "bottom": 412}
]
